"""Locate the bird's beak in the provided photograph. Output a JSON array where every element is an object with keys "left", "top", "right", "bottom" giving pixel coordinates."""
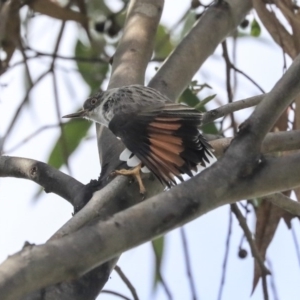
[{"left": 62, "top": 109, "right": 87, "bottom": 119}]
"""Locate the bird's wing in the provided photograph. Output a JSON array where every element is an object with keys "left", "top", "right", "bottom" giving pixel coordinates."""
[{"left": 108, "top": 103, "right": 213, "bottom": 187}]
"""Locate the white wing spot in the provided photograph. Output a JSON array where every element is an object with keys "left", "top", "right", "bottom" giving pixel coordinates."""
[
  {"left": 127, "top": 155, "right": 141, "bottom": 167},
  {"left": 141, "top": 166, "right": 150, "bottom": 173},
  {"left": 119, "top": 148, "right": 132, "bottom": 161}
]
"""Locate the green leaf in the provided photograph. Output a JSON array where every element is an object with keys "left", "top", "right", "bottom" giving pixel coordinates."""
[
  {"left": 194, "top": 94, "right": 216, "bottom": 110},
  {"left": 250, "top": 18, "right": 261, "bottom": 37},
  {"left": 179, "top": 88, "right": 218, "bottom": 134},
  {"left": 180, "top": 11, "right": 197, "bottom": 39},
  {"left": 75, "top": 39, "right": 108, "bottom": 93},
  {"left": 154, "top": 25, "right": 174, "bottom": 59},
  {"left": 179, "top": 88, "right": 199, "bottom": 106},
  {"left": 201, "top": 121, "right": 219, "bottom": 135},
  {"left": 47, "top": 119, "right": 92, "bottom": 169},
  {"left": 151, "top": 236, "right": 165, "bottom": 289}
]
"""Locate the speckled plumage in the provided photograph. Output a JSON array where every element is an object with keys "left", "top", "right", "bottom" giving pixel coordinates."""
[
  {"left": 64, "top": 85, "right": 214, "bottom": 187},
  {"left": 82, "top": 85, "right": 172, "bottom": 125}
]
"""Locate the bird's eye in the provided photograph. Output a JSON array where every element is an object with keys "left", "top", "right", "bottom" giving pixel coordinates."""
[{"left": 91, "top": 98, "right": 97, "bottom": 105}]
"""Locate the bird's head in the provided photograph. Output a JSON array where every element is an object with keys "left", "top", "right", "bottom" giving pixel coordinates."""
[{"left": 62, "top": 91, "right": 110, "bottom": 125}]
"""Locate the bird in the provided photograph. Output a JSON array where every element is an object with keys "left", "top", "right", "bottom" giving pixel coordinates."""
[{"left": 63, "top": 84, "right": 214, "bottom": 195}]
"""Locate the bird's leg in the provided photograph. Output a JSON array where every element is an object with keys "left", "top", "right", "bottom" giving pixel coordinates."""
[{"left": 111, "top": 163, "right": 146, "bottom": 196}]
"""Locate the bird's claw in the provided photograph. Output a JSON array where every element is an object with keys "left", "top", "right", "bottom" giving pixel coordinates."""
[{"left": 110, "top": 164, "right": 146, "bottom": 197}]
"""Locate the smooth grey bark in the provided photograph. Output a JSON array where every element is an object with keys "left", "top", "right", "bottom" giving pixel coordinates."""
[
  {"left": 0, "top": 156, "right": 83, "bottom": 205},
  {"left": 149, "top": 0, "right": 252, "bottom": 100}
]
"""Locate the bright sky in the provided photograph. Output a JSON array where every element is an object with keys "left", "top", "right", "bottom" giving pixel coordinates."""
[{"left": 0, "top": 1, "right": 299, "bottom": 300}]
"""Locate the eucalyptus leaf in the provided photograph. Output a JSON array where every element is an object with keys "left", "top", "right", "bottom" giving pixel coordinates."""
[
  {"left": 154, "top": 25, "right": 173, "bottom": 59},
  {"left": 194, "top": 94, "right": 216, "bottom": 110},
  {"left": 48, "top": 119, "right": 92, "bottom": 169},
  {"left": 250, "top": 18, "right": 261, "bottom": 37},
  {"left": 151, "top": 236, "right": 165, "bottom": 289}
]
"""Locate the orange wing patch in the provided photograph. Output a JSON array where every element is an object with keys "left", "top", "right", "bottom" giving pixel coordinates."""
[
  {"left": 149, "top": 138, "right": 183, "bottom": 154},
  {"left": 150, "top": 145, "right": 185, "bottom": 166},
  {"left": 148, "top": 133, "right": 182, "bottom": 145},
  {"left": 149, "top": 122, "right": 181, "bottom": 130}
]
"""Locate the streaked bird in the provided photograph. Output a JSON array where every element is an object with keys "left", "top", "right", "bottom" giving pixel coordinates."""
[{"left": 63, "top": 85, "right": 214, "bottom": 194}]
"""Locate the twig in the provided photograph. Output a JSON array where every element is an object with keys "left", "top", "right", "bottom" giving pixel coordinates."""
[
  {"left": 221, "top": 40, "right": 265, "bottom": 94},
  {"left": 26, "top": 46, "right": 109, "bottom": 63},
  {"left": 291, "top": 225, "right": 300, "bottom": 267},
  {"left": 0, "top": 70, "right": 50, "bottom": 152},
  {"left": 253, "top": 0, "right": 296, "bottom": 59},
  {"left": 230, "top": 204, "right": 270, "bottom": 276},
  {"left": 5, "top": 124, "right": 62, "bottom": 153},
  {"left": 180, "top": 227, "right": 198, "bottom": 300},
  {"left": 231, "top": 63, "right": 265, "bottom": 93},
  {"left": 101, "top": 289, "right": 132, "bottom": 300},
  {"left": 222, "top": 40, "right": 237, "bottom": 133},
  {"left": 262, "top": 273, "right": 269, "bottom": 300},
  {"left": 49, "top": 21, "right": 71, "bottom": 172},
  {"left": 114, "top": 265, "right": 139, "bottom": 300},
  {"left": 202, "top": 94, "right": 264, "bottom": 125},
  {"left": 217, "top": 206, "right": 232, "bottom": 300},
  {"left": 18, "top": 38, "right": 33, "bottom": 88},
  {"left": 266, "top": 193, "right": 300, "bottom": 217},
  {"left": 266, "top": 259, "right": 279, "bottom": 300},
  {"left": 7, "top": 54, "right": 107, "bottom": 72}
]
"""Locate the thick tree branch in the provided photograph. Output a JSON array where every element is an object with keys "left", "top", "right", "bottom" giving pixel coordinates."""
[
  {"left": 97, "top": 0, "right": 164, "bottom": 176},
  {"left": 50, "top": 176, "right": 128, "bottom": 239},
  {"left": 149, "top": 0, "right": 252, "bottom": 100},
  {"left": 2, "top": 47, "right": 300, "bottom": 295},
  {"left": 0, "top": 156, "right": 83, "bottom": 205},
  {"left": 211, "top": 130, "right": 300, "bottom": 157},
  {"left": 248, "top": 54, "right": 300, "bottom": 144},
  {"left": 108, "top": 0, "right": 163, "bottom": 88},
  {"left": 1, "top": 150, "right": 300, "bottom": 300}
]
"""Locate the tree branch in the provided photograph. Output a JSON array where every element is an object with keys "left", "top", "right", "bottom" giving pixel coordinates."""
[
  {"left": 230, "top": 204, "right": 270, "bottom": 275},
  {"left": 0, "top": 156, "right": 83, "bottom": 205},
  {"left": 97, "top": 0, "right": 164, "bottom": 177},
  {"left": 266, "top": 193, "right": 300, "bottom": 216},
  {"left": 149, "top": 0, "right": 252, "bottom": 100},
  {"left": 1, "top": 150, "right": 300, "bottom": 300},
  {"left": 253, "top": 0, "right": 297, "bottom": 59},
  {"left": 211, "top": 130, "right": 300, "bottom": 158},
  {"left": 115, "top": 265, "right": 139, "bottom": 300},
  {"left": 202, "top": 94, "right": 264, "bottom": 125},
  {"left": 247, "top": 54, "right": 300, "bottom": 144},
  {"left": 50, "top": 176, "right": 128, "bottom": 239}
]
